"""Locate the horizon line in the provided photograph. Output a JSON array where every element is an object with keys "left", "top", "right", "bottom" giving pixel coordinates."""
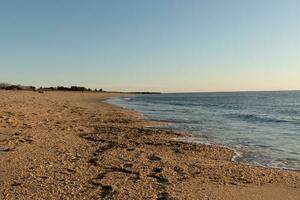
[{"left": 1, "top": 82, "right": 299, "bottom": 94}]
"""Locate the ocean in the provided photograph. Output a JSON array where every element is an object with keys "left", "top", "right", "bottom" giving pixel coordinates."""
[{"left": 106, "top": 91, "right": 300, "bottom": 170}]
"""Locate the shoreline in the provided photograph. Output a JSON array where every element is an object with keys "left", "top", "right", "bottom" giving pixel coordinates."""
[
  {"left": 0, "top": 91, "right": 299, "bottom": 199},
  {"left": 106, "top": 95, "right": 300, "bottom": 173},
  {"left": 98, "top": 95, "right": 300, "bottom": 193}
]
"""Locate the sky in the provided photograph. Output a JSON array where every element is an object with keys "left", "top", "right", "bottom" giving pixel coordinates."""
[{"left": 0, "top": 0, "right": 299, "bottom": 92}]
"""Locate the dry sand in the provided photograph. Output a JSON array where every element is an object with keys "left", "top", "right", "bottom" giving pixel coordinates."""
[{"left": 0, "top": 90, "right": 299, "bottom": 200}]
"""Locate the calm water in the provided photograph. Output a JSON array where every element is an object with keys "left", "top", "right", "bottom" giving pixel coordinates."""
[{"left": 107, "top": 91, "right": 300, "bottom": 170}]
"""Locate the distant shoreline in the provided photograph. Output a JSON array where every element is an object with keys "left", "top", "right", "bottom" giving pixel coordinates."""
[{"left": 0, "top": 83, "right": 161, "bottom": 94}]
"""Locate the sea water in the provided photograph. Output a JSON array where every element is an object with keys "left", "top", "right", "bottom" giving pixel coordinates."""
[{"left": 107, "top": 91, "right": 300, "bottom": 170}]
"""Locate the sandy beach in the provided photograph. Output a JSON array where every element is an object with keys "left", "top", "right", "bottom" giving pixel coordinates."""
[{"left": 0, "top": 90, "right": 299, "bottom": 200}]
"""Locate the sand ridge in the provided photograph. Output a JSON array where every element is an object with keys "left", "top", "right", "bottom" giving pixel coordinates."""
[{"left": 0, "top": 90, "right": 299, "bottom": 199}]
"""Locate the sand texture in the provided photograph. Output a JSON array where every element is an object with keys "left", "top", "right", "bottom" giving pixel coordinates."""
[{"left": 0, "top": 90, "right": 299, "bottom": 200}]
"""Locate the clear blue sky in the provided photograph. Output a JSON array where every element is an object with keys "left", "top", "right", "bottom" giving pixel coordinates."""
[{"left": 0, "top": 0, "right": 299, "bottom": 92}]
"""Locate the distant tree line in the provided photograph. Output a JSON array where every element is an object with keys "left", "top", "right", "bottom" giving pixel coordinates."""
[
  {"left": 0, "top": 83, "right": 104, "bottom": 92},
  {"left": 0, "top": 83, "right": 36, "bottom": 91},
  {"left": 42, "top": 86, "right": 103, "bottom": 92},
  {"left": 0, "top": 83, "right": 161, "bottom": 94}
]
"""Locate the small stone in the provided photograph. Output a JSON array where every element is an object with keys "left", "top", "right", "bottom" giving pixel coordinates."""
[
  {"left": 11, "top": 182, "right": 21, "bottom": 186},
  {"left": 148, "top": 154, "right": 161, "bottom": 161},
  {"left": 0, "top": 148, "right": 11, "bottom": 152}
]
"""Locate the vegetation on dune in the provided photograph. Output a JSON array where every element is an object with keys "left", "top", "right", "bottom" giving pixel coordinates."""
[
  {"left": 0, "top": 83, "right": 160, "bottom": 94},
  {"left": 0, "top": 83, "right": 36, "bottom": 91},
  {"left": 0, "top": 83, "right": 104, "bottom": 92}
]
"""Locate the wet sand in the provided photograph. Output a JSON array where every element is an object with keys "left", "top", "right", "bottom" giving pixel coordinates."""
[{"left": 0, "top": 90, "right": 299, "bottom": 199}]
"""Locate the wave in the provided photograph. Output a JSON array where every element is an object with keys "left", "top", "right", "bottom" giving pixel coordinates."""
[{"left": 224, "top": 113, "right": 293, "bottom": 124}]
